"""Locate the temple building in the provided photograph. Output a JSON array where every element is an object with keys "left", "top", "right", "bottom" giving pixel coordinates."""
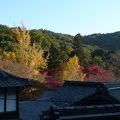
[{"left": 0, "top": 69, "right": 31, "bottom": 120}]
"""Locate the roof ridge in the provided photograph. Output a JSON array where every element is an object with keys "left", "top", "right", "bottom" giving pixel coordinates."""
[{"left": 64, "top": 81, "right": 105, "bottom": 87}]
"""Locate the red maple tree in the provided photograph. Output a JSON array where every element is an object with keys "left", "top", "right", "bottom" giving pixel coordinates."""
[{"left": 85, "top": 65, "right": 116, "bottom": 82}]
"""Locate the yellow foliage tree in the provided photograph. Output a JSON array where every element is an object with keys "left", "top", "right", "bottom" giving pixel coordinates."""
[
  {"left": 2, "top": 52, "right": 16, "bottom": 62},
  {"left": 0, "top": 27, "right": 47, "bottom": 80},
  {"left": 11, "top": 26, "right": 30, "bottom": 49},
  {"left": 62, "top": 55, "right": 86, "bottom": 81},
  {"left": 14, "top": 44, "right": 47, "bottom": 70},
  {"left": 12, "top": 27, "right": 47, "bottom": 68}
]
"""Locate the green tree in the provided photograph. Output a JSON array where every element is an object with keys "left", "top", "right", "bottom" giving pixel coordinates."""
[
  {"left": 0, "top": 25, "right": 15, "bottom": 51},
  {"left": 72, "top": 34, "right": 91, "bottom": 66},
  {"left": 30, "top": 29, "right": 52, "bottom": 51},
  {"left": 48, "top": 43, "right": 68, "bottom": 69}
]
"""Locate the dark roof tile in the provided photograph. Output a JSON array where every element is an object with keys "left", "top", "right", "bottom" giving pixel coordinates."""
[
  {"left": 37, "top": 81, "right": 120, "bottom": 107},
  {"left": 0, "top": 69, "right": 32, "bottom": 88},
  {"left": 52, "top": 85, "right": 96, "bottom": 106}
]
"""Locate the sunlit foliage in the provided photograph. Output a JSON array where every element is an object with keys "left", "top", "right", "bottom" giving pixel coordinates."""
[
  {"left": 0, "top": 27, "right": 47, "bottom": 80},
  {"left": 62, "top": 55, "right": 86, "bottom": 81}
]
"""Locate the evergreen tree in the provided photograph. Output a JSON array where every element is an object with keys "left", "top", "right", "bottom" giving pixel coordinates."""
[{"left": 72, "top": 34, "right": 82, "bottom": 59}]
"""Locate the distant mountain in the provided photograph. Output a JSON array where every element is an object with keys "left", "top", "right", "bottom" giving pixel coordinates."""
[
  {"left": 40, "top": 30, "right": 120, "bottom": 51},
  {"left": 83, "top": 32, "right": 120, "bottom": 51}
]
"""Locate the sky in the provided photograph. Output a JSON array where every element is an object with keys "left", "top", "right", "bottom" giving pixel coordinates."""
[{"left": 0, "top": 0, "right": 120, "bottom": 35}]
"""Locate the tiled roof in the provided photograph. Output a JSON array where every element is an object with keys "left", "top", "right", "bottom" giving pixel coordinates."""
[
  {"left": 64, "top": 81, "right": 120, "bottom": 88},
  {"left": 52, "top": 85, "right": 96, "bottom": 106},
  {"left": 41, "top": 104, "right": 120, "bottom": 120},
  {"left": 51, "top": 81, "right": 120, "bottom": 106},
  {"left": 64, "top": 80, "right": 105, "bottom": 87},
  {"left": 0, "top": 69, "right": 32, "bottom": 88},
  {"left": 19, "top": 81, "right": 120, "bottom": 120}
]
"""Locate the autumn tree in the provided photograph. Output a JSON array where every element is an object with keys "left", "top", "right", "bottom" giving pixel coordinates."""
[
  {"left": 85, "top": 65, "right": 116, "bottom": 82},
  {"left": 11, "top": 26, "right": 30, "bottom": 48},
  {"left": 62, "top": 55, "right": 86, "bottom": 81},
  {"left": 45, "top": 67, "right": 63, "bottom": 88},
  {"left": 0, "top": 27, "right": 47, "bottom": 80}
]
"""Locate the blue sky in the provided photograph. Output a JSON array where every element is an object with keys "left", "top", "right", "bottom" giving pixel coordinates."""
[{"left": 0, "top": 0, "right": 120, "bottom": 35}]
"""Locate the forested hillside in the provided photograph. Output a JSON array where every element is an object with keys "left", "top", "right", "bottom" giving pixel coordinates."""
[
  {"left": 20, "top": 27, "right": 120, "bottom": 80},
  {"left": 83, "top": 32, "right": 120, "bottom": 51},
  {"left": 0, "top": 24, "right": 120, "bottom": 92}
]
